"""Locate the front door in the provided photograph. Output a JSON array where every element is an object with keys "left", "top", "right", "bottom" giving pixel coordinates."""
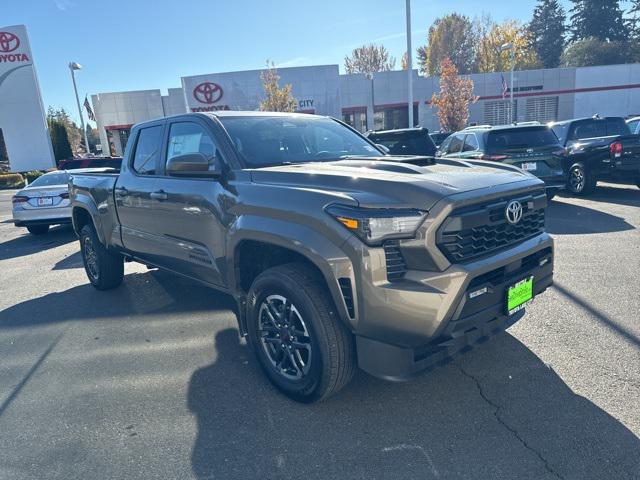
[{"left": 148, "top": 119, "right": 231, "bottom": 286}]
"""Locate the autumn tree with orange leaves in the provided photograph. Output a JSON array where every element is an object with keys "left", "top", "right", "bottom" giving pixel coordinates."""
[{"left": 430, "top": 58, "right": 478, "bottom": 132}]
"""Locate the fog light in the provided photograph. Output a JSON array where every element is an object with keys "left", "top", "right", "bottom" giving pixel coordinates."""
[{"left": 539, "top": 257, "right": 549, "bottom": 267}]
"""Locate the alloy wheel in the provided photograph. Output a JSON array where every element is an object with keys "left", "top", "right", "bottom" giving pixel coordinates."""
[
  {"left": 570, "top": 166, "right": 585, "bottom": 193},
  {"left": 83, "top": 236, "right": 100, "bottom": 281},
  {"left": 258, "top": 294, "right": 312, "bottom": 380}
]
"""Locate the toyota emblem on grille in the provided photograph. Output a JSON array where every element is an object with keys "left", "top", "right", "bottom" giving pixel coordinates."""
[{"left": 505, "top": 200, "right": 523, "bottom": 224}]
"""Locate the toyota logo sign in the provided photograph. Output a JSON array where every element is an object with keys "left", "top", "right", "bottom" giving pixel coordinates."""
[
  {"left": 193, "top": 82, "right": 223, "bottom": 104},
  {"left": 505, "top": 200, "right": 523, "bottom": 225},
  {"left": 0, "top": 32, "right": 20, "bottom": 53}
]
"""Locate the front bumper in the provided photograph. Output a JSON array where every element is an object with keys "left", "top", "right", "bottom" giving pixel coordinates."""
[{"left": 353, "top": 234, "right": 554, "bottom": 380}]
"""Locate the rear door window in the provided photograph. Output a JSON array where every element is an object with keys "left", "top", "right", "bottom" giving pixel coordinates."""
[
  {"left": 132, "top": 125, "right": 162, "bottom": 175},
  {"left": 462, "top": 134, "right": 479, "bottom": 152},
  {"left": 627, "top": 119, "right": 639, "bottom": 134},
  {"left": 446, "top": 134, "right": 464, "bottom": 154}
]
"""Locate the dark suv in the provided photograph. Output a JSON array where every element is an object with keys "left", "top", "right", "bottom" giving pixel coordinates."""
[
  {"left": 436, "top": 124, "right": 567, "bottom": 198},
  {"left": 365, "top": 127, "right": 437, "bottom": 157}
]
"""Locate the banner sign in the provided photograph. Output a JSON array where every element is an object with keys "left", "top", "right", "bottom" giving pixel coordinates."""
[{"left": 0, "top": 25, "right": 55, "bottom": 172}]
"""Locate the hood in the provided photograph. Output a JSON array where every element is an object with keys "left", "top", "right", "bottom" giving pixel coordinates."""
[{"left": 249, "top": 156, "right": 537, "bottom": 210}]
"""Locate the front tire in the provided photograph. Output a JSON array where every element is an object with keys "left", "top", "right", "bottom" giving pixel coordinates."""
[
  {"left": 27, "top": 225, "right": 49, "bottom": 235},
  {"left": 80, "top": 224, "right": 124, "bottom": 290},
  {"left": 246, "top": 263, "right": 356, "bottom": 403},
  {"left": 567, "top": 162, "right": 596, "bottom": 195}
]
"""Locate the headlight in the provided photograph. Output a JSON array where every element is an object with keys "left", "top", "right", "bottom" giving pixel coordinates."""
[{"left": 326, "top": 204, "right": 426, "bottom": 245}]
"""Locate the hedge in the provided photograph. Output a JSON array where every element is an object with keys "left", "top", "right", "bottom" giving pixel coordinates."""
[{"left": 0, "top": 173, "right": 25, "bottom": 189}]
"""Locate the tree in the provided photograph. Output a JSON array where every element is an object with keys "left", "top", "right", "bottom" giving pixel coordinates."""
[
  {"left": 430, "top": 57, "right": 477, "bottom": 132},
  {"left": 628, "top": 0, "right": 640, "bottom": 40},
  {"left": 47, "top": 107, "right": 84, "bottom": 155},
  {"left": 477, "top": 19, "right": 541, "bottom": 73},
  {"left": 401, "top": 52, "right": 409, "bottom": 70},
  {"left": 417, "top": 13, "right": 477, "bottom": 76},
  {"left": 529, "top": 0, "right": 566, "bottom": 68},
  {"left": 86, "top": 124, "right": 100, "bottom": 154},
  {"left": 560, "top": 37, "right": 630, "bottom": 67},
  {"left": 259, "top": 62, "right": 298, "bottom": 112},
  {"left": 0, "top": 128, "right": 9, "bottom": 172},
  {"left": 344, "top": 44, "right": 395, "bottom": 76},
  {"left": 47, "top": 117, "right": 72, "bottom": 163},
  {"left": 569, "top": 0, "right": 628, "bottom": 42}
]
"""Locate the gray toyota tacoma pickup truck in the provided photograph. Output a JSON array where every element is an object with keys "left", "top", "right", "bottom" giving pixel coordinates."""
[{"left": 69, "top": 112, "right": 554, "bottom": 402}]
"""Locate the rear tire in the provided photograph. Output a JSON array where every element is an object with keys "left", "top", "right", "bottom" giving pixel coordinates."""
[
  {"left": 246, "top": 263, "right": 356, "bottom": 403},
  {"left": 27, "top": 225, "right": 49, "bottom": 235},
  {"left": 567, "top": 162, "right": 596, "bottom": 195},
  {"left": 80, "top": 224, "right": 124, "bottom": 290}
]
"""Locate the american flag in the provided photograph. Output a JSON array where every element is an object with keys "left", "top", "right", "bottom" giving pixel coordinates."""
[
  {"left": 83, "top": 95, "right": 96, "bottom": 121},
  {"left": 501, "top": 75, "right": 508, "bottom": 98}
]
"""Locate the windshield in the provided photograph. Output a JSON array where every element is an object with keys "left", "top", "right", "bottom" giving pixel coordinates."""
[
  {"left": 487, "top": 127, "right": 559, "bottom": 150},
  {"left": 219, "top": 116, "right": 384, "bottom": 167},
  {"left": 27, "top": 172, "right": 68, "bottom": 187}
]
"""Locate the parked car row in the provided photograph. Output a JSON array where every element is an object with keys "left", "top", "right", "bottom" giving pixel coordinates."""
[{"left": 365, "top": 115, "right": 640, "bottom": 197}]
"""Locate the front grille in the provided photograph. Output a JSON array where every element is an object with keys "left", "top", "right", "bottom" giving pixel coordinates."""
[
  {"left": 437, "top": 190, "right": 546, "bottom": 263},
  {"left": 383, "top": 241, "right": 407, "bottom": 282}
]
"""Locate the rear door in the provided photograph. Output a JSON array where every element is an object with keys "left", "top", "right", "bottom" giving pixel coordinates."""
[
  {"left": 114, "top": 121, "right": 165, "bottom": 260},
  {"left": 148, "top": 117, "right": 231, "bottom": 286}
]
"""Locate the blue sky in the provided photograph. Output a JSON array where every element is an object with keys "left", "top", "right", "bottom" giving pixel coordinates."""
[{"left": 3, "top": 0, "right": 570, "bottom": 125}]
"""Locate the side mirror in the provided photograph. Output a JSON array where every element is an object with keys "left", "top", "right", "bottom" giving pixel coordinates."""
[
  {"left": 166, "top": 153, "right": 221, "bottom": 178},
  {"left": 376, "top": 144, "right": 390, "bottom": 155}
]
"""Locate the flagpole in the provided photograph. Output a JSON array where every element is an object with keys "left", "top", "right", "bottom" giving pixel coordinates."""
[{"left": 406, "top": 0, "right": 414, "bottom": 128}]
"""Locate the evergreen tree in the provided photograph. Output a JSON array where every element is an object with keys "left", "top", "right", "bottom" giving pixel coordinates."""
[
  {"left": 529, "top": 0, "right": 566, "bottom": 68},
  {"left": 628, "top": 0, "right": 640, "bottom": 40},
  {"left": 569, "top": 0, "right": 628, "bottom": 42}
]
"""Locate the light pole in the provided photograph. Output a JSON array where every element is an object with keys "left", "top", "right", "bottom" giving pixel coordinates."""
[
  {"left": 405, "top": 0, "right": 414, "bottom": 128},
  {"left": 500, "top": 43, "right": 515, "bottom": 124},
  {"left": 69, "top": 61, "right": 90, "bottom": 155}
]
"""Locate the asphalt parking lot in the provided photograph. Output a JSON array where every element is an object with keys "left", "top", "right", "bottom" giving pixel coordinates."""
[{"left": 0, "top": 184, "right": 638, "bottom": 480}]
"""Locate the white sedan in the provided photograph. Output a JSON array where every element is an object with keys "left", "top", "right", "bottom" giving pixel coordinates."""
[{"left": 12, "top": 171, "right": 71, "bottom": 235}]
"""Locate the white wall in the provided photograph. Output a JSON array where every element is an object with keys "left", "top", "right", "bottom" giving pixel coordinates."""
[{"left": 574, "top": 64, "right": 640, "bottom": 118}]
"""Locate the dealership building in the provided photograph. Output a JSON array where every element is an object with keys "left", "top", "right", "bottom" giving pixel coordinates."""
[{"left": 92, "top": 62, "right": 640, "bottom": 157}]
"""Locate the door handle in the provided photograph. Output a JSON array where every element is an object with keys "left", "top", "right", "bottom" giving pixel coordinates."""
[
  {"left": 114, "top": 187, "right": 128, "bottom": 197},
  {"left": 150, "top": 190, "right": 168, "bottom": 201}
]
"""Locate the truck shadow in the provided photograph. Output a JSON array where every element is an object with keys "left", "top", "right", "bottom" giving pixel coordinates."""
[
  {"left": 545, "top": 199, "right": 634, "bottom": 235},
  {"left": 0, "top": 225, "right": 76, "bottom": 261},
  {"left": 0, "top": 269, "right": 237, "bottom": 329},
  {"left": 188, "top": 329, "right": 640, "bottom": 480}
]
